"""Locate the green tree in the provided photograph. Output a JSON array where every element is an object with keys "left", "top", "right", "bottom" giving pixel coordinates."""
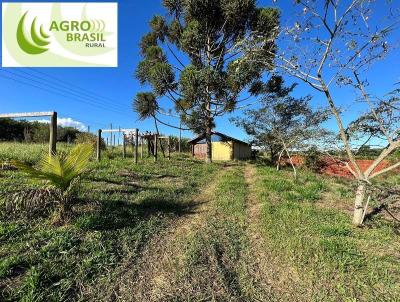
[
  {"left": 0, "top": 118, "right": 26, "bottom": 141},
  {"left": 134, "top": 0, "right": 279, "bottom": 163},
  {"left": 0, "top": 119, "right": 83, "bottom": 143},
  {"left": 233, "top": 76, "right": 329, "bottom": 178},
  {"left": 31, "top": 121, "right": 50, "bottom": 143},
  {"left": 57, "top": 127, "right": 80, "bottom": 143},
  {"left": 75, "top": 132, "right": 106, "bottom": 149}
]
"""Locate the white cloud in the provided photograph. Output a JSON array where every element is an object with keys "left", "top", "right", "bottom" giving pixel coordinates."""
[
  {"left": 57, "top": 118, "right": 87, "bottom": 131},
  {"left": 31, "top": 117, "right": 87, "bottom": 131}
]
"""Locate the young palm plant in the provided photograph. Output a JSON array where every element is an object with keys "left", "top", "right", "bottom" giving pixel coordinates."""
[{"left": 12, "top": 143, "right": 94, "bottom": 219}]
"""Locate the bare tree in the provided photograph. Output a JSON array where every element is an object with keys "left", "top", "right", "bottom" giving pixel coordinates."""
[{"left": 245, "top": 0, "right": 400, "bottom": 226}]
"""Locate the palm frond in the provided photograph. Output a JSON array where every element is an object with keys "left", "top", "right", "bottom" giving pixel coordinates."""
[
  {"left": 64, "top": 143, "right": 93, "bottom": 177},
  {"left": 12, "top": 143, "right": 94, "bottom": 192}
]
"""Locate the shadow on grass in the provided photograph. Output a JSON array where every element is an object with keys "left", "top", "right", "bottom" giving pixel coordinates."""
[
  {"left": 151, "top": 174, "right": 180, "bottom": 179},
  {"left": 74, "top": 197, "right": 203, "bottom": 231},
  {"left": 364, "top": 204, "right": 400, "bottom": 230},
  {"left": 364, "top": 204, "right": 387, "bottom": 223},
  {"left": 221, "top": 162, "right": 242, "bottom": 168},
  {"left": 88, "top": 172, "right": 182, "bottom": 184},
  {"left": 87, "top": 175, "right": 150, "bottom": 184}
]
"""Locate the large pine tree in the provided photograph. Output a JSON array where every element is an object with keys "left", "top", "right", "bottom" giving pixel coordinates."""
[{"left": 134, "top": 0, "right": 279, "bottom": 162}]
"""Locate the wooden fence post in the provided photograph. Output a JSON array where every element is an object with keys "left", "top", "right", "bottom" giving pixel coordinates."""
[
  {"left": 147, "top": 134, "right": 151, "bottom": 157},
  {"left": 110, "top": 123, "right": 113, "bottom": 146},
  {"left": 154, "top": 134, "right": 158, "bottom": 162},
  {"left": 168, "top": 136, "right": 171, "bottom": 160},
  {"left": 141, "top": 136, "right": 144, "bottom": 159},
  {"left": 118, "top": 127, "right": 121, "bottom": 149},
  {"left": 134, "top": 128, "right": 139, "bottom": 164},
  {"left": 97, "top": 129, "right": 102, "bottom": 161},
  {"left": 122, "top": 134, "right": 126, "bottom": 159},
  {"left": 131, "top": 134, "right": 135, "bottom": 154},
  {"left": 179, "top": 121, "right": 182, "bottom": 153},
  {"left": 49, "top": 112, "right": 57, "bottom": 155}
]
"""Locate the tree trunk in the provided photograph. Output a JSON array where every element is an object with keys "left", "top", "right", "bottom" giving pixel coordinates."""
[
  {"left": 276, "top": 149, "right": 284, "bottom": 171},
  {"left": 58, "top": 199, "right": 72, "bottom": 223},
  {"left": 205, "top": 36, "right": 213, "bottom": 164},
  {"left": 320, "top": 81, "right": 362, "bottom": 179},
  {"left": 205, "top": 118, "right": 212, "bottom": 163},
  {"left": 353, "top": 182, "right": 367, "bottom": 226},
  {"left": 270, "top": 150, "right": 276, "bottom": 165},
  {"left": 283, "top": 144, "right": 297, "bottom": 179},
  {"left": 288, "top": 155, "right": 297, "bottom": 180}
]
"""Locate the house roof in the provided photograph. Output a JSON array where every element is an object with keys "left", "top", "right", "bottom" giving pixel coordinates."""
[{"left": 188, "top": 131, "right": 250, "bottom": 146}]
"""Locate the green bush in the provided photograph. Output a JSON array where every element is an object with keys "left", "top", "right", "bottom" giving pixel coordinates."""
[
  {"left": 304, "top": 146, "right": 324, "bottom": 173},
  {"left": 75, "top": 132, "right": 105, "bottom": 149}
]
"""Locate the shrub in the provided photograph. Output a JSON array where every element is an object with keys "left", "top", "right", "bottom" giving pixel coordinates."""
[
  {"left": 75, "top": 132, "right": 105, "bottom": 149},
  {"left": 304, "top": 146, "right": 325, "bottom": 173}
]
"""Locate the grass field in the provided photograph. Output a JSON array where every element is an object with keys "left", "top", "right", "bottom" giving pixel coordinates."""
[
  {"left": 0, "top": 143, "right": 399, "bottom": 301},
  {"left": 0, "top": 143, "right": 219, "bottom": 301},
  {"left": 255, "top": 166, "right": 400, "bottom": 301}
]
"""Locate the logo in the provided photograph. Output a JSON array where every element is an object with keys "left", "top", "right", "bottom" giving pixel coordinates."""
[
  {"left": 17, "top": 11, "right": 51, "bottom": 55},
  {"left": 48, "top": 18, "right": 107, "bottom": 46},
  {"left": 2, "top": 3, "right": 118, "bottom": 67}
]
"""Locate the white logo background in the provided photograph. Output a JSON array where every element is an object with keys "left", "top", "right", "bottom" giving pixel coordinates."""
[{"left": 2, "top": 2, "right": 118, "bottom": 67}]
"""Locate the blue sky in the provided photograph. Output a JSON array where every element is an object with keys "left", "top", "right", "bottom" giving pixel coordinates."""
[{"left": 1, "top": 0, "right": 399, "bottom": 143}]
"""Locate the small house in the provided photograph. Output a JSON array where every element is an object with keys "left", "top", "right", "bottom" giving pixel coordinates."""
[{"left": 188, "top": 131, "right": 251, "bottom": 161}]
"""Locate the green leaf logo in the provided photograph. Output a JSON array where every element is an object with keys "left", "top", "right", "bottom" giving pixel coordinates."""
[{"left": 17, "top": 11, "right": 50, "bottom": 55}]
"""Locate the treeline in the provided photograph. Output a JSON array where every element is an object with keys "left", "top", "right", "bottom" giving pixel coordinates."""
[
  {"left": 319, "top": 146, "right": 399, "bottom": 160},
  {"left": 0, "top": 118, "right": 81, "bottom": 143},
  {"left": 0, "top": 119, "right": 194, "bottom": 153}
]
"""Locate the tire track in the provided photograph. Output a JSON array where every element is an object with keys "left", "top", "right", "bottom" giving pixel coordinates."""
[
  {"left": 112, "top": 168, "right": 230, "bottom": 302},
  {"left": 243, "top": 164, "right": 301, "bottom": 301}
]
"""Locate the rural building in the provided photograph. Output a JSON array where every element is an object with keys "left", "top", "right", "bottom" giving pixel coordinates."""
[{"left": 189, "top": 131, "right": 251, "bottom": 161}]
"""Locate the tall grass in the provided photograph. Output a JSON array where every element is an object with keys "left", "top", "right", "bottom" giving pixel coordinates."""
[{"left": 0, "top": 142, "right": 75, "bottom": 164}]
